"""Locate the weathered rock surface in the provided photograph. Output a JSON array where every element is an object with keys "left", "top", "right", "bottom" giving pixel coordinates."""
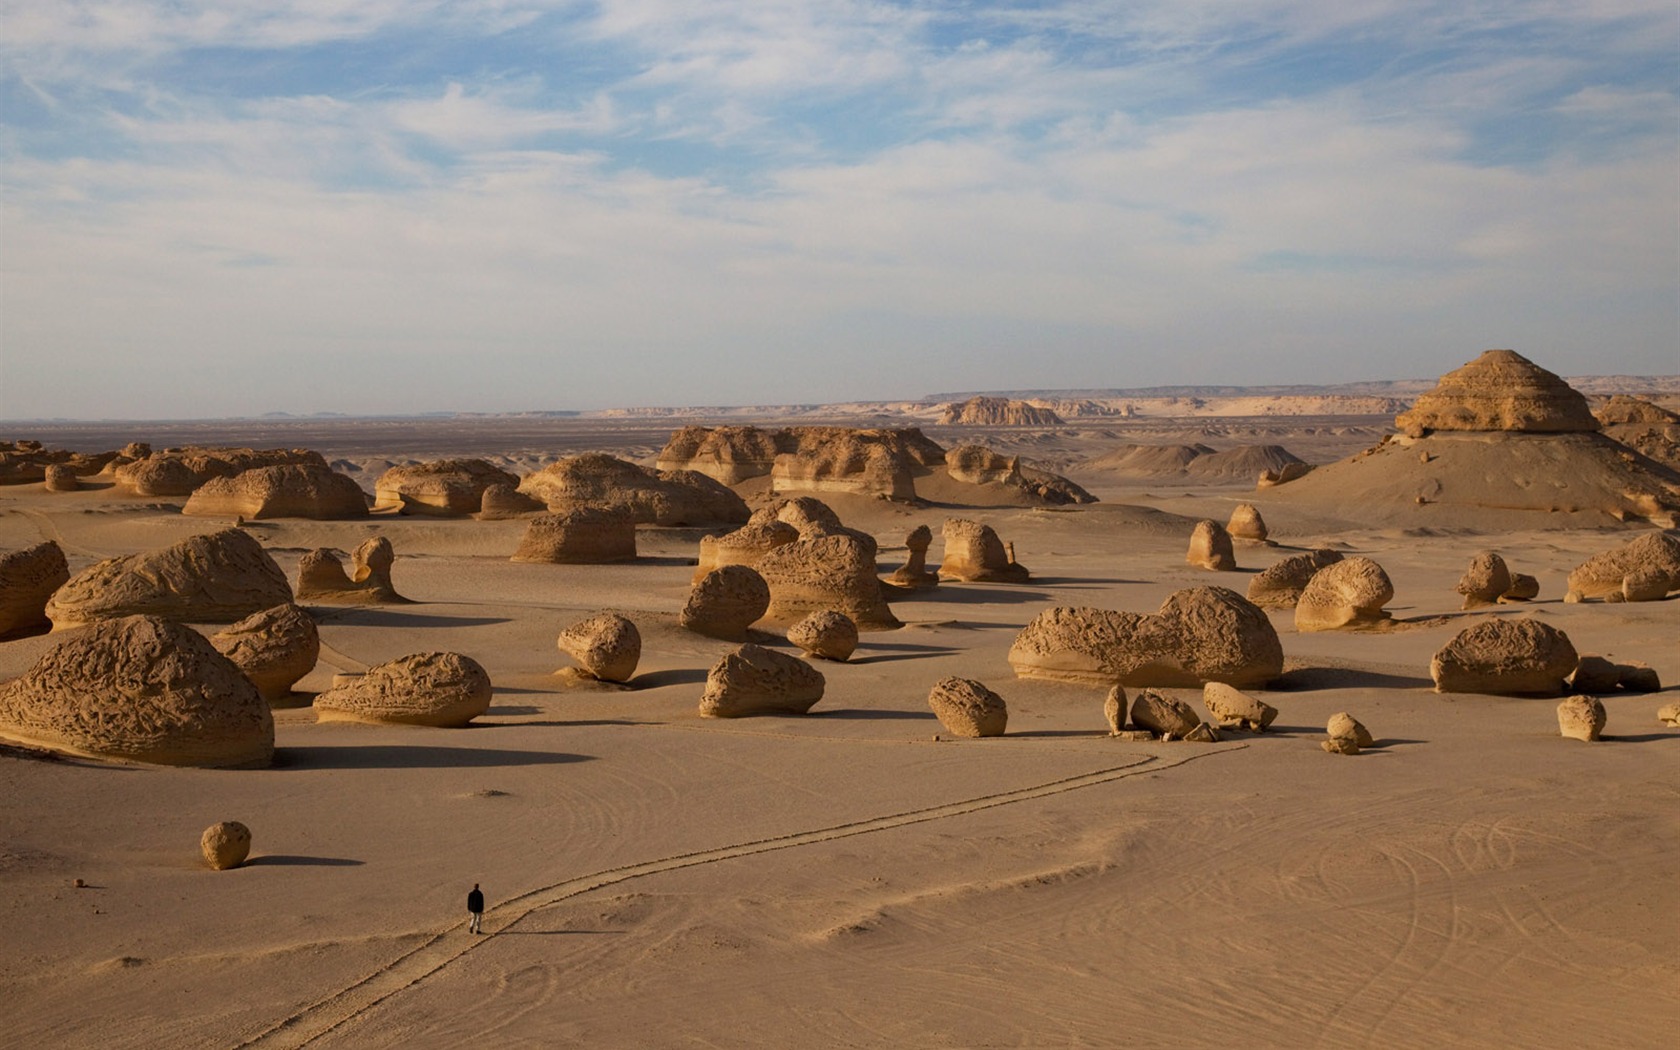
[
  {"left": 296, "top": 537, "right": 406, "bottom": 603},
  {"left": 0, "top": 440, "right": 127, "bottom": 485},
  {"left": 1431, "top": 618, "right": 1579, "bottom": 695},
  {"left": 1395, "top": 350, "right": 1600, "bottom": 437},
  {"left": 375, "top": 459, "right": 520, "bottom": 516},
  {"left": 698, "top": 643, "right": 825, "bottom": 717},
  {"left": 519, "top": 453, "right": 748, "bottom": 526},
  {"left": 1565, "top": 532, "right": 1680, "bottom": 601},
  {"left": 1557, "top": 695, "right": 1606, "bottom": 742},
  {"left": 1659, "top": 703, "right": 1680, "bottom": 727},
  {"left": 1456, "top": 551, "right": 1513, "bottom": 608},
  {"left": 939, "top": 518, "right": 1029, "bottom": 583},
  {"left": 183, "top": 464, "right": 368, "bottom": 520},
  {"left": 695, "top": 520, "right": 799, "bottom": 581},
  {"left": 47, "top": 529, "right": 292, "bottom": 628},
  {"left": 209, "top": 603, "right": 319, "bottom": 704},
  {"left": 478, "top": 482, "right": 545, "bottom": 520},
  {"left": 0, "top": 541, "right": 70, "bottom": 637},
  {"left": 43, "top": 464, "right": 80, "bottom": 492},
  {"left": 758, "top": 534, "right": 899, "bottom": 628},
  {"left": 0, "top": 615, "right": 274, "bottom": 767},
  {"left": 1295, "top": 557, "right": 1393, "bottom": 631},
  {"left": 1327, "top": 711, "right": 1375, "bottom": 748},
  {"left": 680, "top": 565, "right": 771, "bottom": 641},
  {"left": 201, "top": 822, "right": 252, "bottom": 871},
  {"left": 1247, "top": 549, "right": 1344, "bottom": 608},
  {"left": 888, "top": 525, "right": 939, "bottom": 589},
  {"left": 926, "top": 677, "right": 1008, "bottom": 737},
  {"left": 1505, "top": 573, "right": 1540, "bottom": 601},
  {"left": 938, "top": 397, "right": 1064, "bottom": 426},
  {"left": 943, "top": 445, "right": 1096, "bottom": 505},
  {"left": 1009, "top": 587, "right": 1283, "bottom": 688},
  {"left": 1129, "top": 689, "right": 1202, "bottom": 739},
  {"left": 116, "top": 447, "right": 328, "bottom": 497},
  {"left": 1104, "top": 686, "right": 1126, "bottom": 734},
  {"left": 1186, "top": 520, "right": 1236, "bottom": 571},
  {"left": 1202, "top": 682, "right": 1277, "bottom": 731},
  {"left": 511, "top": 508, "right": 638, "bottom": 564},
  {"left": 786, "top": 610, "right": 859, "bottom": 661},
  {"left": 1226, "top": 503, "right": 1267, "bottom": 542},
  {"left": 314, "top": 652, "right": 492, "bottom": 727},
  {"left": 556, "top": 612, "right": 641, "bottom": 683}
]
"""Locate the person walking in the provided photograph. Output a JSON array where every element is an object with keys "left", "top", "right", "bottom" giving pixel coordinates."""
[{"left": 467, "top": 883, "right": 484, "bottom": 934}]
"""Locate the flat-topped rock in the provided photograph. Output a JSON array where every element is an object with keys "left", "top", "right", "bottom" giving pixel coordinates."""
[
  {"left": 46, "top": 529, "right": 292, "bottom": 629},
  {"left": 939, "top": 397, "right": 1063, "bottom": 426},
  {"left": 511, "top": 508, "right": 637, "bottom": 564},
  {"left": 183, "top": 463, "right": 368, "bottom": 520},
  {"left": 314, "top": 652, "right": 492, "bottom": 727},
  {"left": 375, "top": 459, "right": 520, "bottom": 516}
]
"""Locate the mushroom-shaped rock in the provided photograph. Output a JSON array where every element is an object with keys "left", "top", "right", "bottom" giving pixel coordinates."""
[
  {"left": 680, "top": 565, "right": 771, "bottom": 641},
  {"left": 374, "top": 459, "right": 519, "bottom": 516},
  {"left": 1294, "top": 557, "right": 1394, "bottom": 632},
  {"left": 786, "top": 610, "right": 859, "bottom": 662},
  {"left": 0, "top": 615, "right": 274, "bottom": 767},
  {"left": 757, "top": 534, "right": 899, "bottom": 629},
  {"left": 1556, "top": 696, "right": 1606, "bottom": 742},
  {"left": 938, "top": 518, "right": 1029, "bottom": 583},
  {"left": 1009, "top": 587, "right": 1283, "bottom": 688},
  {"left": 43, "top": 464, "right": 80, "bottom": 492},
  {"left": 295, "top": 537, "right": 407, "bottom": 604},
  {"left": 1130, "top": 690, "right": 1201, "bottom": 740},
  {"left": 926, "top": 677, "right": 1008, "bottom": 738},
  {"left": 0, "top": 541, "right": 70, "bottom": 637},
  {"left": 1456, "top": 551, "right": 1513, "bottom": 609},
  {"left": 1394, "top": 349, "right": 1600, "bottom": 437},
  {"left": 889, "top": 525, "right": 939, "bottom": 589},
  {"left": 1430, "top": 618, "right": 1579, "bottom": 696},
  {"left": 209, "top": 603, "right": 319, "bottom": 704},
  {"left": 1247, "top": 549, "right": 1344, "bottom": 608},
  {"left": 1226, "top": 504, "right": 1267, "bottom": 542},
  {"left": 512, "top": 508, "right": 637, "bottom": 564},
  {"left": 1202, "top": 682, "right": 1278, "bottom": 731},
  {"left": 183, "top": 464, "right": 369, "bottom": 520},
  {"left": 557, "top": 613, "right": 641, "bottom": 683},
  {"left": 46, "top": 529, "right": 292, "bottom": 629},
  {"left": 1186, "top": 520, "right": 1236, "bottom": 571},
  {"left": 1103, "top": 685, "right": 1126, "bottom": 734},
  {"left": 201, "top": 822, "right": 252, "bottom": 871},
  {"left": 478, "top": 482, "right": 545, "bottom": 520},
  {"left": 698, "top": 643, "right": 825, "bottom": 717},
  {"left": 314, "top": 652, "right": 492, "bottom": 727}
]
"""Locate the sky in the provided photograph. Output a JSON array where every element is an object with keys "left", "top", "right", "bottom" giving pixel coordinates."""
[{"left": 1, "top": 1, "right": 1676, "bottom": 419}]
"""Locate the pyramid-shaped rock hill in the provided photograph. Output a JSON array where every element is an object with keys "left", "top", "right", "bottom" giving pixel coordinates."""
[{"left": 1394, "top": 349, "right": 1599, "bottom": 437}]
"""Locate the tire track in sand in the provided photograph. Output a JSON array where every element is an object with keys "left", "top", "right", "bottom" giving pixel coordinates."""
[{"left": 234, "top": 744, "right": 1246, "bottom": 1049}]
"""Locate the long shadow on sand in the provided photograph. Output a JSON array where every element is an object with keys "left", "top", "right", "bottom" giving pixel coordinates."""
[
  {"left": 311, "top": 609, "right": 514, "bottom": 629},
  {"left": 908, "top": 585, "right": 1054, "bottom": 606},
  {"left": 275, "top": 745, "right": 591, "bottom": 771},
  {"left": 1026, "top": 576, "right": 1144, "bottom": 588},
  {"left": 1268, "top": 667, "right": 1435, "bottom": 691},
  {"left": 247, "top": 855, "right": 365, "bottom": 867},
  {"left": 631, "top": 668, "right": 712, "bottom": 688},
  {"left": 812, "top": 708, "right": 937, "bottom": 721}
]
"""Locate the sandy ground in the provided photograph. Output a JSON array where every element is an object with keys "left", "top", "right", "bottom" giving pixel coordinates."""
[{"left": 1, "top": 418, "right": 1677, "bottom": 1049}]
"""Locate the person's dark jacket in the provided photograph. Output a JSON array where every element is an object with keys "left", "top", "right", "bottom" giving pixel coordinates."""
[{"left": 467, "top": 889, "right": 484, "bottom": 914}]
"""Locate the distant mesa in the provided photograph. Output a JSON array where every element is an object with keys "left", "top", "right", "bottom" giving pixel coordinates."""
[
  {"left": 938, "top": 396, "right": 1064, "bottom": 426},
  {"left": 519, "top": 453, "right": 748, "bottom": 526},
  {"left": 0, "top": 615, "right": 274, "bottom": 768},
  {"left": 1394, "top": 349, "right": 1599, "bottom": 437},
  {"left": 183, "top": 463, "right": 369, "bottom": 520},
  {"left": 0, "top": 541, "right": 70, "bottom": 638},
  {"left": 314, "top": 651, "right": 492, "bottom": 727},
  {"left": 1080, "top": 442, "right": 1306, "bottom": 482},
  {"left": 47, "top": 529, "right": 292, "bottom": 629},
  {"left": 375, "top": 459, "right": 520, "bottom": 516},
  {"left": 115, "top": 447, "right": 328, "bottom": 497},
  {"left": 296, "top": 536, "right": 409, "bottom": 603}
]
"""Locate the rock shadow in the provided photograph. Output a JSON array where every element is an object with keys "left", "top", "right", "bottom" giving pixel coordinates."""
[
  {"left": 310, "top": 609, "right": 514, "bottom": 628},
  {"left": 811, "top": 708, "right": 937, "bottom": 721},
  {"left": 1269, "top": 667, "right": 1435, "bottom": 691},
  {"left": 246, "top": 855, "right": 365, "bottom": 867},
  {"left": 275, "top": 745, "right": 592, "bottom": 771},
  {"left": 631, "top": 668, "right": 712, "bottom": 688}
]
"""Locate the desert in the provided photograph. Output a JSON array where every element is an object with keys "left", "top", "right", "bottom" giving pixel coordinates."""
[{"left": 2, "top": 357, "right": 1678, "bottom": 1049}]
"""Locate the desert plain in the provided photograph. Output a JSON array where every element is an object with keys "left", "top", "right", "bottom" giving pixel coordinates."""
[{"left": 2, "top": 375, "right": 1678, "bottom": 1049}]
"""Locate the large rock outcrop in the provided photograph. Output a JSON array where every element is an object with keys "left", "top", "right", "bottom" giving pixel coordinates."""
[
  {"left": 1294, "top": 557, "right": 1394, "bottom": 632},
  {"left": 926, "top": 677, "right": 1008, "bottom": 737},
  {"left": 0, "top": 615, "right": 274, "bottom": 767},
  {"left": 511, "top": 509, "right": 638, "bottom": 564},
  {"left": 938, "top": 397, "right": 1064, "bottom": 426},
  {"left": 374, "top": 459, "right": 520, "bottom": 516},
  {"left": 209, "top": 603, "right": 320, "bottom": 704},
  {"left": 1246, "top": 549, "right": 1344, "bottom": 608},
  {"left": 681, "top": 565, "right": 771, "bottom": 641},
  {"left": 938, "top": 518, "right": 1029, "bottom": 583},
  {"left": 295, "top": 537, "right": 407, "bottom": 603},
  {"left": 942, "top": 445, "right": 1096, "bottom": 505},
  {"left": 46, "top": 529, "right": 292, "bottom": 629},
  {"left": 183, "top": 464, "right": 369, "bottom": 520},
  {"left": 1395, "top": 350, "right": 1599, "bottom": 437},
  {"left": 314, "top": 652, "right": 492, "bottom": 727},
  {"left": 0, "top": 440, "right": 130, "bottom": 486},
  {"left": 0, "top": 541, "right": 70, "bottom": 637},
  {"left": 519, "top": 453, "right": 748, "bottom": 526},
  {"left": 698, "top": 643, "right": 825, "bottom": 717},
  {"left": 1565, "top": 532, "right": 1680, "bottom": 602},
  {"left": 1430, "top": 618, "right": 1579, "bottom": 696},
  {"left": 757, "top": 534, "right": 899, "bottom": 629},
  {"left": 1596, "top": 396, "right": 1680, "bottom": 472},
  {"left": 115, "top": 448, "right": 328, "bottom": 497},
  {"left": 1008, "top": 587, "right": 1283, "bottom": 688},
  {"left": 658, "top": 426, "right": 945, "bottom": 492}
]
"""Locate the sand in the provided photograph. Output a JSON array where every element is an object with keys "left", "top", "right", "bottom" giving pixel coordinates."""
[{"left": 2, "top": 414, "right": 1677, "bottom": 1049}]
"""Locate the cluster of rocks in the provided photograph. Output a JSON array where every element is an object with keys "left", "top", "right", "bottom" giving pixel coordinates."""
[
  {"left": 1321, "top": 712, "right": 1374, "bottom": 755},
  {"left": 1565, "top": 532, "right": 1680, "bottom": 603},
  {"left": 1455, "top": 551, "right": 1539, "bottom": 607},
  {"left": 374, "top": 459, "right": 520, "bottom": 516},
  {"left": 115, "top": 447, "right": 328, "bottom": 497},
  {"left": 1103, "top": 686, "right": 1219, "bottom": 742},
  {"left": 182, "top": 463, "right": 369, "bottom": 520},
  {"left": 297, "top": 537, "right": 407, "bottom": 603},
  {"left": 519, "top": 453, "right": 748, "bottom": 526},
  {"left": 1247, "top": 549, "right": 1344, "bottom": 607},
  {"left": 1, "top": 439, "right": 147, "bottom": 486}
]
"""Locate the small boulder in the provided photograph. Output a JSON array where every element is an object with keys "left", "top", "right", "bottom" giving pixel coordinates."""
[
  {"left": 557, "top": 613, "right": 641, "bottom": 683},
  {"left": 1327, "top": 711, "right": 1374, "bottom": 748},
  {"left": 1622, "top": 570, "right": 1671, "bottom": 603},
  {"left": 1129, "top": 689, "right": 1201, "bottom": 739},
  {"left": 1658, "top": 703, "right": 1680, "bottom": 727},
  {"left": 209, "top": 603, "right": 320, "bottom": 704},
  {"left": 680, "top": 565, "right": 771, "bottom": 641},
  {"left": 1503, "top": 573, "right": 1540, "bottom": 601},
  {"left": 1226, "top": 504, "right": 1267, "bottom": 542},
  {"left": 201, "top": 822, "right": 252, "bottom": 871},
  {"left": 1182, "top": 722, "right": 1221, "bottom": 743},
  {"left": 926, "top": 677, "right": 1008, "bottom": 738},
  {"left": 1295, "top": 557, "right": 1393, "bottom": 632},
  {"left": 1430, "top": 618, "right": 1579, "bottom": 696},
  {"left": 314, "top": 652, "right": 492, "bottom": 727},
  {"left": 1202, "top": 682, "right": 1277, "bottom": 731},
  {"left": 1556, "top": 696, "right": 1606, "bottom": 742},
  {"left": 1103, "top": 685, "right": 1126, "bottom": 735},
  {"left": 698, "top": 643, "right": 825, "bottom": 717},
  {"left": 1321, "top": 735, "right": 1360, "bottom": 755},
  {"left": 1456, "top": 551, "right": 1512, "bottom": 609},
  {"left": 1186, "top": 520, "right": 1236, "bottom": 571},
  {"left": 785, "top": 610, "right": 859, "bottom": 662}
]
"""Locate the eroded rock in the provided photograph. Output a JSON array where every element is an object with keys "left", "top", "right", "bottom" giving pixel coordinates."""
[
  {"left": 557, "top": 613, "right": 641, "bottom": 683},
  {"left": 926, "top": 677, "right": 1008, "bottom": 737},
  {"left": 698, "top": 643, "right": 825, "bottom": 717},
  {"left": 314, "top": 652, "right": 492, "bottom": 727}
]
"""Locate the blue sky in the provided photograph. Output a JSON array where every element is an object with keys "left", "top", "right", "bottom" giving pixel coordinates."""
[{"left": 2, "top": 1, "right": 1676, "bottom": 418}]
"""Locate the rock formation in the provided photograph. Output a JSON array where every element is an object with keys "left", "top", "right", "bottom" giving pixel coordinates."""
[
  {"left": 1566, "top": 655, "right": 1620, "bottom": 694},
  {"left": 888, "top": 525, "right": 939, "bottom": 589},
  {"left": 1186, "top": 520, "right": 1236, "bottom": 571},
  {"left": 0, "top": 541, "right": 70, "bottom": 637},
  {"left": 1294, "top": 557, "right": 1394, "bottom": 631},
  {"left": 1556, "top": 696, "right": 1606, "bottom": 742},
  {"left": 942, "top": 445, "right": 1096, "bottom": 505},
  {"left": 46, "top": 529, "right": 292, "bottom": 629},
  {"left": 786, "top": 610, "right": 859, "bottom": 661},
  {"left": 926, "top": 677, "right": 1008, "bottom": 737},
  {"left": 0, "top": 440, "right": 128, "bottom": 485},
  {"left": 557, "top": 612, "right": 641, "bottom": 683},
  {"left": 518, "top": 453, "right": 748, "bottom": 526},
  {"left": 478, "top": 482, "right": 545, "bottom": 520},
  {"left": 1009, "top": 587, "right": 1283, "bottom": 688},
  {"left": 201, "top": 822, "right": 252, "bottom": 871},
  {"left": 1395, "top": 350, "right": 1600, "bottom": 437},
  {"left": 655, "top": 426, "right": 793, "bottom": 485},
  {"left": 1595, "top": 396, "right": 1680, "bottom": 426},
  {"left": 43, "top": 464, "right": 80, "bottom": 492},
  {"left": 209, "top": 603, "right": 320, "bottom": 704},
  {"left": 757, "top": 534, "right": 899, "bottom": 629},
  {"left": 1104, "top": 686, "right": 1126, "bottom": 734},
  {"left": 1456, "top": 552, "right": 1513, "bottom": 608},
  {"left": 1430, "top": 618, "right": 1579, "bottom": 695},
  {"left": 115, "top": 447, "right": 328, "bottom": 497},
  {"left": 374, "top": 459, "right": 520, "bottom": 516},
  {"left": 1202, "top": 682, "right": 1277, "bottom": 731},
  {"left": 1595, "top": 396, "right": 1680, "bottom": 472},
  {"left": 1565, "top": 532, "right": 1680, "bottom": 602},
  {"left": 296, "top": 537, "right": 407, "bottom": 603},
  {"left": 183, "top": 463, "right": 369, "bottom": 520},
  {"left": 1246, "top": 549, "right": 1344, "bottom": 607},
  {"left": 938, "top": 518, "right": 1029, "bottom": 583},
  {"left": 1323, "top": 712, "right": 1373, "bottom": 754},
  {"left": 0, "top": 615, "right": 274, "bottom": 767},
  {"left": 698, "top": 643, "right": 825, "bottom": 717},
  {"left": 694, "top": 520, "right": 799, "bottom": 582},
  {"left": 511, "top": 509, "right": 638, "bottom": 564},
  {"left": 680, "top": 565, "right": 771, "bottom": 641},
  {"left": 1129, "top": 690, "right": 1202, "bottom": 739},
  {"left": 774, "top": 441, "right": 917, "bottom": 501},
  {"left": 938, "top": 396, "right": 1064, "bottom": 426},
  {"left": 1659, "top": 703, "right": 1680, "bottom": 728},
  {"left": 1226, "top": 503, "right": 1267, "bottom": 542},
  {"left": 314, "top": 652, "right": 492, "bottom": 727}
]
